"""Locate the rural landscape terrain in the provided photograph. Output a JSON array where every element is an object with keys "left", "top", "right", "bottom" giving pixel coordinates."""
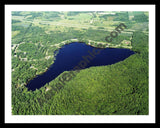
[{"left": 12, "top": 11, "right": 149, "bottom": 115}]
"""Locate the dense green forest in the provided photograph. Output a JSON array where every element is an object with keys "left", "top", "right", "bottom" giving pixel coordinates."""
[
  {"left": 12, "top": 31, "right": 148, "bottom": 115},
  {"left": 11, "top": 11, "right": 148, "bottom": 115}
]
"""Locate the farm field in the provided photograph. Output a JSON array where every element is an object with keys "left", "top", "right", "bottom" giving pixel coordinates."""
[{"left": 11, "top": 11, "right": 149, "bottom": 115}]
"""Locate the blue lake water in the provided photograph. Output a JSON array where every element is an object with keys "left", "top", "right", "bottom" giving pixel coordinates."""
[{"left": 26, "top": 42, "right": 135, "bottom": 91}]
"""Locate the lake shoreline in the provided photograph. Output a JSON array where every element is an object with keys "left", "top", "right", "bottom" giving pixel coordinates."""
[
  {"left": 25, "top": 42, "right": 134, "bottom": 91},
  {"left": 53, "top": 38, "right": 132, "bottom": 50}
]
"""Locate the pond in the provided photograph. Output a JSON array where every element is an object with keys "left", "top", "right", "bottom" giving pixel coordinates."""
[{"left": 26, "top": 42, "right": 135, "bottom": 91}]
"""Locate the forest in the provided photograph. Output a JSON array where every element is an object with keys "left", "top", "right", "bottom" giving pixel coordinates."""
[{"left": 11, "top": 11, "right": 149, "bottom": 115}]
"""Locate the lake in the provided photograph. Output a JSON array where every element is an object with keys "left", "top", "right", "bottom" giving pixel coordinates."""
[{"left": 26, "top": 42, "right": 135, "bottom": 91}]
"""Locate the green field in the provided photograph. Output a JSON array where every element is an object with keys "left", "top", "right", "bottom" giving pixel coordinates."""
[{"left": 11, "top": 11, "right": 149, "bottom": 115}]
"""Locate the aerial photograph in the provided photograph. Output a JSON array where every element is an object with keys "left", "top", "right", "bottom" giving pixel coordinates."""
[{"left": 11, "top": 11, "right": 149, "bottom": 115}]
